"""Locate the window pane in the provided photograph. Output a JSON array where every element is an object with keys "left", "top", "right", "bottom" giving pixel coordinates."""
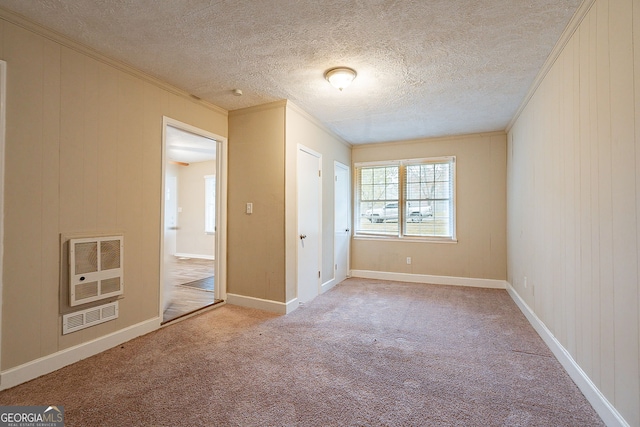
[
  {"left": 372, "top": 167, "right": 385, "bottom": 183},
  {"left": 422, "top": 164, "right": 434, "bottom": 181},
  {"left": 406, "top": 165, "right": 421, "bottom": 183},
  {"left": 432, "top": 200, "right": 451, "bottom": 236},
  {"left": 361, "top": 183, "right": 373, "bottom": 200},
  {"left": 403, "top": 159, "right": 453, "bottom": 238},
  {"left": 386, "top": 167, "right": 399, "bottom": 184},
  {"left": 385, "top": 184, "right": 398, "bottom": 200},
  {"left": 360, "top": 166, "right": 399, "bottom": 202},
  {"left": 358, "top": 201, "right": 399, "bottom": 234},
  {"left": 372, "top": 184, "right": 386, "bottom": 200},
  {"left": 405, "top": 201, "right": 432, "bottom": 222},
  {"left": 435, "top": 163, "right": 450, "bottom": 177},
  {"left": 433, "top": 181, "right": 450, "bottom": 199},
  {"left": 356, "top": 165, "right": 399, "bottom": 235},
  {"left": 406, "top": 182, "right": 422, "bottom": 199},
  {"left": 361, "top": 168, "right": 373, "bottom": 184}
]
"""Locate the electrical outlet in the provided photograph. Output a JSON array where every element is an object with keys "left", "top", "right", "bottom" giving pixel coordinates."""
[{"left": 406, "top": 257, "right": 412, "bottom": 265}]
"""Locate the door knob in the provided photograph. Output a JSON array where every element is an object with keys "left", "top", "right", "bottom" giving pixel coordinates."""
[
  {"left": 345, "top": 228, "right": 350, "bottom": 233},
  {"left": 299, "top": 234, "right": 307, "bottom": 239}
]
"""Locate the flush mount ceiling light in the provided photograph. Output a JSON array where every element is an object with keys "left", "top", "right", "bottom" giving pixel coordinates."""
[{"left": 324, "top": 67, "right": 357, "bottom": 91}]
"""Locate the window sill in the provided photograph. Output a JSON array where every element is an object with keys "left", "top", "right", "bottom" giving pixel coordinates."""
[{"left": 353, "top": 234, "right": 458, "bottom": 244}]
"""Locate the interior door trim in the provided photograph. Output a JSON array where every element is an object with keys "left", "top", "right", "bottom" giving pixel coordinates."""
[{"left": 160, "top": 116, "right": 228, "bottom": 320}]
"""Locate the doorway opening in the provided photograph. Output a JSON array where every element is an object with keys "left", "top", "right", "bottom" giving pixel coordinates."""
[{"left": 161, "top": 118, "right": 227, "bottom": 323}]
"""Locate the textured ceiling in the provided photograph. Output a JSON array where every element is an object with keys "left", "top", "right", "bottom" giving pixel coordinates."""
[{"left": 0, "top": 0, "right": 582, "bottom": 145}]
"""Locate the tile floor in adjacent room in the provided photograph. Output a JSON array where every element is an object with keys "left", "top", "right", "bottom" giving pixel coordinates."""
[{"left": 162, "top": 257, "right": 218, "bottom": 323}]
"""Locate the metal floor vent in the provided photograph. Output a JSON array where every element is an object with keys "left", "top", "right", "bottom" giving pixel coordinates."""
[{"left": 63, "top": 301, "right": 119, "bottom": 335}]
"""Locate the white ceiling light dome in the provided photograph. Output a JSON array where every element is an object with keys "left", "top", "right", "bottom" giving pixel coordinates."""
[{"left": 324, "top": 67, "right": 357, "bottom": 91}]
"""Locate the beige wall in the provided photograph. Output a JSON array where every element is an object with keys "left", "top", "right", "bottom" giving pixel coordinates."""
[
  {"left": 0, "top": 18, "right": 227, "bottom": 370},
  {"left": 176, "top": 160, "right": 216, "bottom": 257},
  {"left": 351, "top": 133, "right": 506, "bottom": 280},
  {"left": 228, "top": 102, "right": 286, "bottom": 302},
  {"left": 285, "top": 103, "right": 351, "bottom": 301},
  {"left": 228, "top": 101, "right": 351, "bottom": 304},
  {"left": 507, "top": 0, "right": 639, "bottom": 424}
]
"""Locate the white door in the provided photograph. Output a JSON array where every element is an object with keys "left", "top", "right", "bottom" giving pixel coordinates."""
[
  {"left": 334, "top": 162, "right": 350, "bottom": 283},
  {"left": 297, "top": 146, "right": 321, "bottom": 304}
]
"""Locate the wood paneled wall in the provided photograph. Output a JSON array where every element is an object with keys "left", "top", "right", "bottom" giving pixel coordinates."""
[
  {"left": 0, "top": 19, "right": 227, "bottom": 370},
  {"left": 507, "top": 0, "right": 639, "bottom": 423}
]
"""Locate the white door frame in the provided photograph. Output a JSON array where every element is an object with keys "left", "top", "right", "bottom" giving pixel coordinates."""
[
  {"left": 0, "top": 61, "right": 7, "bottom": 369},
  {"left": 160, "top": 117, "right": 228, "bottom": 319}
]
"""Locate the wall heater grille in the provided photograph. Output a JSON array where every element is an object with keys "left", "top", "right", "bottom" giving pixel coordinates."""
[
  {"left": 69, "top": 236, "right": 124, "bottom": 306},
  {"left": 62, "top": 301, "right": 119, "bottom": 335}
]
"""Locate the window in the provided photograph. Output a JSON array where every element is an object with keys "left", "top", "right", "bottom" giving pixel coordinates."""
[
  {"left": 204, "top": 175, "right": 216, "bottom": 234},
  {"left": 355, "top": 157, "right": 455, "bottom": 240}
]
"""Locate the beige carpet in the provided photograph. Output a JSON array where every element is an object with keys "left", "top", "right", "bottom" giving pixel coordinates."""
[{"left": 0, "top": 278, "right": 603, "bottom": 426}]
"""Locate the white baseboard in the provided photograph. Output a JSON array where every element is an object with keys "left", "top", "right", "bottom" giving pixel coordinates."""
[
  {"left": 226, "top": 293, "right": 290, "bottom": 314},
  {"left": 506, "top": 283, "right": 629, "bottom": 427},
  {"left": 350, "top": 270, "right": 507, "bottom": 289},
  {"left": 0, "top": 317, "right": 160, "bottom": 391},
  {"left": 174, "top": 253, "right": 215, "bottom": 260},
  {"left": 321, "top": 277, "right": 339, "bottom": 294},
  {"left": 285, "top": 298, "right": 298, "bottom": 314}
]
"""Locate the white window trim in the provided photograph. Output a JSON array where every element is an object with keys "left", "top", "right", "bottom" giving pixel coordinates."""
[{"left": 354, "top": 156, "right": 457, "bottom": 242}]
